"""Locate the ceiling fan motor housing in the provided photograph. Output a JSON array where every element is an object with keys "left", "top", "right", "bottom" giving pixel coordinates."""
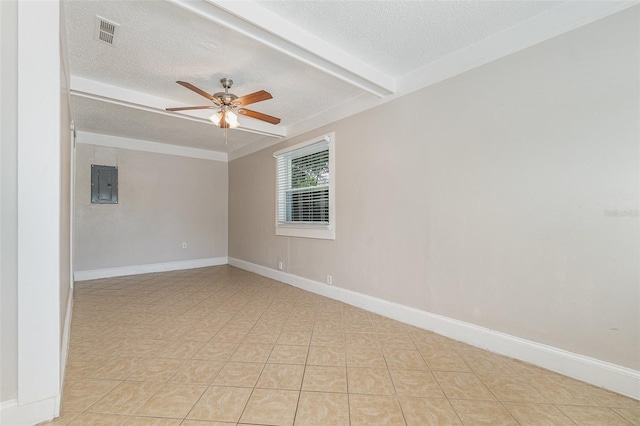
[{"left": 214, "top": 78, "right": 239, "bottom": 105}]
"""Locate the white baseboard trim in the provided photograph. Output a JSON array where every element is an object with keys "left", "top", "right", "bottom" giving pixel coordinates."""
[
  {"left": 74, "top": 257, "right": 229, "bottom": 281},
  {"left": 0, "top": 400, "right": 17, "bottom": 411},
  {"left": 0, "top": 396, "right": 57, "bottom": 426},
  {"left": 228, "top": 257, "right": 640, "bottom": 400}
]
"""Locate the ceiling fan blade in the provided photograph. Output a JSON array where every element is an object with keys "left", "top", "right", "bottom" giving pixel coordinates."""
[
  {"left": 234, "top": 90, "right": 272, "bottom": 106},
  {"left": 176, "top": 81, "right": 220, "bottom": 103},
  {"left": 238, "top": 108, "right": 281, "bottom": 125},
  {"left": 166, "top": 106, "right": 215, "bottom": 111}
]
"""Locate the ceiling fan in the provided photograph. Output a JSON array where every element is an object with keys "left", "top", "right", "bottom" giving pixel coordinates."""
[{"left": 166, "top": 78, "right": 281, "bottom": 129}]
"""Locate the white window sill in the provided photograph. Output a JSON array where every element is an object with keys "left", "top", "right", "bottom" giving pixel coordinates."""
[{"left": 276, "top": 224, "right": 335, "bottom": 240}]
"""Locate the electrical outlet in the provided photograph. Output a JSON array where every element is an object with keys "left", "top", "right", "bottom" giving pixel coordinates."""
[
  {"left": 327, "top": 274, "right": 332, "bottom": 285},
  {"left": 278, "top": 261, "right": 283, "bottom": 270},
  {"left": 181, "top": 242, "right": 187, "bottom": 249}
]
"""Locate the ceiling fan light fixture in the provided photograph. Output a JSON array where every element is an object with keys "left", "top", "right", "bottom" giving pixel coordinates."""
[
  {"left": 209, "top": 111, "right": 222, "bottom": 126},
  {"left": 226, "top": 110, "right": 239, "bottom": 128},
  {"left": 209, "top": 110, "right": 239, "bottom": 129}
]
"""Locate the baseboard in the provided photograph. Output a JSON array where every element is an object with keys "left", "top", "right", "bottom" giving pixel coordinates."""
[
  {"left": 0, "top": 396, "right": 58, "bottom": 426},
  {"left": 74, "top": 257, "right": 228, "bottom": 281},
  {"left": 228, "top": 257, "right": 640, "bottom": 400}
]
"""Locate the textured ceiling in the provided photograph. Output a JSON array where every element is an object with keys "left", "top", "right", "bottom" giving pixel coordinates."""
[
  {"left": 257, "top": 1, "right": 562, "bottom": 77},
  {"left": 63, "top": 0, "right": 619, "bottom": 158}
]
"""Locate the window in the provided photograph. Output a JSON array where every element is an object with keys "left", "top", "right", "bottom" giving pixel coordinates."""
[{"left": 274, "top": 133, "right": 335, "bottom": 239}]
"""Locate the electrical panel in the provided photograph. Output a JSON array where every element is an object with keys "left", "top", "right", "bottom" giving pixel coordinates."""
[{"left": 91, "top": 164, "right": 118, "bottom": 204}]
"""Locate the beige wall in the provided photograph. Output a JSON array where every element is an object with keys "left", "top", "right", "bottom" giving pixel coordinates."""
[
  {"left": 229, "top": 8, "right": 639, "bottom": 370},
  {"left": 74, "top": 141, "right": 228, "bottom": 272}
]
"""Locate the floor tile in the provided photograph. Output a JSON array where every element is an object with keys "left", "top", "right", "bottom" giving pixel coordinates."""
[
  {"left": 244, "top": 330, "right": 281, "bottom": 344},
  {"left": 307, "top": 346, "right": 345, "bottom": 366},
  {"left": 127, "top": 358, "right": 186, "bottom": 382},
  {"left": 612, "top": 407, "right": 640, "bottom": 425},
  {"left": 528, "top": 377, "right": 599, "bottom": 405},
  {"left": 311, "top": 330, "right": 345, "bottom": 347},
  {"left": 377, "top": 333, "right": 416, "bottom": 350},
  {"left": 239, "top": 388, "right": 299, "bottom": 425},
  {"left": 268, "top": 345, "right": 309, "bottom": 364},
  {"left": 504, "top": 402, "right": 576, "bottom": 425},
  {"left": 168, "top": 360, "right": 224, "bottom": 385},
  {"left": 345, "top": 332, "right": 380, "bottom": 349},
  {"left": 348, "top": 394, "right": 405, "bottom": 426},
  {"left": 399, "top": 397, "right": 462, "bottom": 425},
  {"left": 88, "top": 381, "right": 162, "bottom": 415},
  {"left": 301, "top": 365, "right": 348, "bottom": 393},
  {"left": 62, "top": 379, "right": 121, "bottom": 412},
  {"left": 256, "top": 363, "right": 304, "bottom": 390},
  {"left": 210, "top": 327, "right": 249, "bottom": 343},
  {"left": 590, "top": 388, "right": 640, "bottom": 408},
  {"left": 135, "top": 383, "right": 206, "bottom": 418},
  {"left": 87, "top": 356, "right": 145, "bottom": 380},
  {"left": 383, "top": 348, "right": 428, "bottom": 370},
  {"left": 458, "top": 350, "right": 518, "bottom": 376},
  {"left": 558, "top": 405, "right": 634, "bottom": 425},
  {"left": 124, "top": 417, "right": 182, "bottom": 425},
  {"left": 154, "top": 340, "right": 204, "bottom": 359},
  {"left": 346, "top": 347, "right": 386, "bottom": 368},
  {"left": 230, "top": 342, "right": 274, "bottom": 363},
  {"left": 480, "top": 374, "right": 546, "bottom": 403},
  {"left": 52, "top": 267, "right": 640, "bottom": 426},
  {"left": 433, "top": 371, "right": 496, "bottom": 401},
  {"left": 450, "top": 399, "right": 519, "bottom": 425},
  {"left": 211, "top": 362, "right": 264, "bottom": 387},
  {"left": 347, "top": 367, "right": 395, "bottom": 395},
  {"left": 65, "top": 355, "right": 113, "bottom": 380},
  {"left": 67, "top": 412, "right": 129, "bottom": 425},
  {"left": 278, "top": 329, "right": 312, "bottom": 345},
  {"left": 418, "top": 348, "right": 471, "bottom": 372},
  {"left": 186, "top": 385, "right": 252, "bottom": 422},
  {"left": 389, "top": 369, "right": 445, "bottom": 398},
  {"left": 295, "top": 391, "right": 349, "bottom": 426},
  {"left": 193, "top": 342, "right": 238, "bottom": 362}
]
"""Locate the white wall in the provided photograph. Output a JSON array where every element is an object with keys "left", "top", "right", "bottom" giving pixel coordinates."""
[
  {"left": 74, "top": 137, "right": 228, "bottom": 275},
  {"left": 0, "top": 0, "right": 19, "bottom": 403},
  {"left": 229, "top": 6, "right": 639, "bottom": 374},
  {"left": 1, "top": 1, "right": 73, "bottom": 424}
]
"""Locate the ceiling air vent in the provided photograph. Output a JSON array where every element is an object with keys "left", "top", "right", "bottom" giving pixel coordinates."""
[{"left": 95, "top": 16, "right": 119, "bottom": 45}]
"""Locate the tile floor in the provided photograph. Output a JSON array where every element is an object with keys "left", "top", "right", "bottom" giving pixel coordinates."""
[{"left": 43, "top": 265, "right": 639, "bottom": 425}]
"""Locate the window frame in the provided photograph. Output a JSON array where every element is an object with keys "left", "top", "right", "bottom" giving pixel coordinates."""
[{"left": 273, "top": 132, "right": 335, "bottom": 240}]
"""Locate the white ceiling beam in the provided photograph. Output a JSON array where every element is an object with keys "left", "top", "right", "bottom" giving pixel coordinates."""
[
  {"left": 70, "top": 76, "right": 286, "bottom": 138},
  {"left": 167, "top": 0, "right": 395, "bottom": 97}
]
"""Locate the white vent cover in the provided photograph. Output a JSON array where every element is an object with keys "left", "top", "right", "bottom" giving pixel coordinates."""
[{"left": 95, "top": 16, "right": 119, "bottom": 45}]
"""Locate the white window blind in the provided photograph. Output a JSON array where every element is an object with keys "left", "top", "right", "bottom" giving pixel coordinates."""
[{"left": 274, "top": 133, "right": 335, "bottom": 240}]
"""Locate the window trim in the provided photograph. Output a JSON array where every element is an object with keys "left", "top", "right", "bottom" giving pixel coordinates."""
[{"left": 273, "top": 132, "right": 335, "bottom": 240}]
